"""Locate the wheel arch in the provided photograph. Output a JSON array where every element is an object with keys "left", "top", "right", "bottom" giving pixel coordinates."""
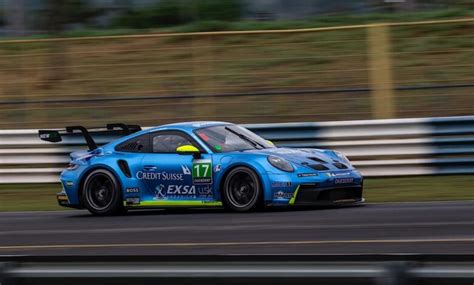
[
  {"left": 77, "top": 164, "right": 124, "bottom": 207},
  {"left": 218, "top": 162, "right": 267, "bottom": 206}
]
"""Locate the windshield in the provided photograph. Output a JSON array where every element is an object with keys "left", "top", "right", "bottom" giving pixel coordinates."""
[{"left": 195, "top": 125, "right": 275, "bottom": 153}]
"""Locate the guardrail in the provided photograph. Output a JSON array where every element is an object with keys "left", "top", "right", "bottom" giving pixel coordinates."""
[
  {"left": 1, "top": 255, "right": 473, "bottom": 285},
  {"left": 0, "top": 115, "right": 473, "bottom": 183}
]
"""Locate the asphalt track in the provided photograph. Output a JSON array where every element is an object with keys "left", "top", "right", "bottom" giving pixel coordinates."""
[{"left": 0, "top": 201, "right": 473, "bottom": 255}]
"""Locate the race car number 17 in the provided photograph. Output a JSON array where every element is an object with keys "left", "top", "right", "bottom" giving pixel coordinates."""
[{"left": 192, "top": 159, "right": 212, "bottom": 184}]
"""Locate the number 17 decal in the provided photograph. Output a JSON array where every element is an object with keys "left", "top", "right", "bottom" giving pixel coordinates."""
[{"left": 192, "top": 159, "right": 212, "bottom": 184}]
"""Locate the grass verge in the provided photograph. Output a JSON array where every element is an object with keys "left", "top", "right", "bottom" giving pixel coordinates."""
[
  {"left": 0, "top": 184, "right": 63, "bottom": 212},
  {"left": 0, "top": 175, "right": 472, "bottom": 212},
  {"left": 364, "top": 175, "right": 474, "bottom": 203}
]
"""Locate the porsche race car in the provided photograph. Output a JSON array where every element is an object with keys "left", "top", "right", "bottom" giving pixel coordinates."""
[{"left": 39, "top": 121, "right": 364, "bottom": 215}]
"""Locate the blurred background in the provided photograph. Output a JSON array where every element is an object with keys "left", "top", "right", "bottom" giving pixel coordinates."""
[
  {"left": 0, "top": 3, "right": 473, "bottom": 276},
  {"left": 0, "top": 0, "right": 472, "bottom": 211},
  {"left": 0, "top": 0, "right": 472, "bottom": 128}
]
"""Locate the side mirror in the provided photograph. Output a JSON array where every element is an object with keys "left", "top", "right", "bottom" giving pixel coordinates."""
[
  {"left": 176, "top": 145, "right": 201, "bottom": 159},
  {"left": 266, "top": 140, "right": 275, "bottom": 146}
]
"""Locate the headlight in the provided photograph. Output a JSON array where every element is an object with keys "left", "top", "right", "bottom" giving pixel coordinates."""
[{"left": 268, "top": 156, "right": 294, "bottom": 172}]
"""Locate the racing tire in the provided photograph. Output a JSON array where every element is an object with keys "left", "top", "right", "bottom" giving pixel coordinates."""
[
  {"left": 82, "top": 169, "right": 125, "bottom": 216},
  {"left": 222, "top": 167, "right": 262, "bottom": 212}
]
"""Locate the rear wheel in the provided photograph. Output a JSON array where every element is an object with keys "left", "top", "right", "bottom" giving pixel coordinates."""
[
  {"left": 222, "top": 167, "right": 262, "bottom": 212},
  {"left": 82, "top": 169, "right": 125, "bottom": 216}
]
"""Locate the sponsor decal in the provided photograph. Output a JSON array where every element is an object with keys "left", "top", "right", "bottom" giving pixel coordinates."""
[
  {"left": 273, "top": 191, "right": 293, "bottom": 199},
  {"left": 166, "top": 184, "right": 196, "bottom": 195},
  {"left": 271, "top": 181, "right": 292, "bottom": 187},
  {"left": 125, "top": 187, "right": 140, "bottom": 193},
  {"left": 153, "top": 184, "right": 213, "bottom": 200},
  {"left": 192, "top": 159, "right": 212, "bottom": 184},
  {"left": 197, "top": 185, "right": 213, "bottom": 196},
  {"left": 66, "top": 181, "right": 74, "bottom": 186},
  {"left": 298, "top": 173, "right": 318, "bottom": 177},
  {"left": 334, "top": 177, "right": 354, "bottom": 184},
  {"left": 125, "top": 197, "right": 140, "bottom": 205},
  {"left": 136, "top": 171, "right": 184, "bottom": 181},
  {"left": 154, "top": 184, "right": 196, "bottom": 199},
  {"left": 181, "top": 165, "right": 191, "bottom": 175},
  {"left": 214, "top": 164, "right": 222, "bottom": 172},
  {"left": 154, "top": 184, "right": 166, "bottom": 199}
]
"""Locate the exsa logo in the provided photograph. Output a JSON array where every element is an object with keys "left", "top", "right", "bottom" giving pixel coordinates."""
[{"left": 155, "top": 184, "right": 197, "bottom": 198}]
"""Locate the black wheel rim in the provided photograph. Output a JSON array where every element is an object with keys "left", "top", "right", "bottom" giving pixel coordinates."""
[
  {"left": 86, "top": 174, "right": 114, "bottom": 210},
  {"left": 227, "top": 171, "right": 257, "bottom": 208}
]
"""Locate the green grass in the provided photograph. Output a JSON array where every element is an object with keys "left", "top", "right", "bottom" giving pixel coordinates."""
[
  {"left": 0, "top": 175, "right": 472, "bottom": 212},
  {"left": 364, "top": 175, "right": 474, "bottom": 202},
  {"left": 0, "top": 184, "right": 64, "bottom": 212}
]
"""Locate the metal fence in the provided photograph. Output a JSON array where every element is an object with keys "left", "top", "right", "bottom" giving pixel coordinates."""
[
  {"left": 0, "top": 18, "right": 472, "bottom": 129},
  {"left": 1, "top": 255, "right": 473, "bottom": 285},
  {"left": 0, "top": 115, "right": 472, "bottom": 184}
]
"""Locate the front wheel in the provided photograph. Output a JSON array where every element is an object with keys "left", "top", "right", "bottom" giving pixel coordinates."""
[
  {"left": 82, "top": 169, "right": 125, "bottom": 216},
  {"left": 222, "top": 167, "right": 262, "bottom": 212}
]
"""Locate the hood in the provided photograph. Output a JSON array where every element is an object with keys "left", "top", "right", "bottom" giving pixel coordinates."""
[{"left": 244, "top": 147, "right": 353, "bottom": 171}]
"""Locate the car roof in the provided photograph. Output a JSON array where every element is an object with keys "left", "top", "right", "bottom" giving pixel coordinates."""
[{"left": 146, "top": 121, "right": 232, "bottom": 133}]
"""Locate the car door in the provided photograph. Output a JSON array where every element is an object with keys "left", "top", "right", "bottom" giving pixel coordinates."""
[
  {"left": 114, "top": 133, "right": 151, "bottom": 204},
  {"left": 139, "top": 130, "right": 215, "bottom": 203}
]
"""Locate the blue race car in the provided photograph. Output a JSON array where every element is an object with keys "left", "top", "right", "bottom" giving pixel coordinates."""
[{"left": 39, "top": 121, "right": 364, "bottom": 215}]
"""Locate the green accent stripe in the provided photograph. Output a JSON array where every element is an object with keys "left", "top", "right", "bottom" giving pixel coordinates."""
[
  {"left": 289, "top": 185, "right": 300, "bottom": 205},
  {"left": 126, "top": 200, "right": 223, "bottom": 207}
]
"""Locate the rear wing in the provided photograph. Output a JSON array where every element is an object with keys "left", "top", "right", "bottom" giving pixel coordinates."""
[{"left": 38, "top": 123, "right": 142, "bottom": 151}]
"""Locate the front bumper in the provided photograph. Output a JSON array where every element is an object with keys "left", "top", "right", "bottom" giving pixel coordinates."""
[
  {"left": 268, "top": 169, "right": 364, "bottom": 206},
  {"left": 292, "top": 184, "right": 364, "bottom": 206}
]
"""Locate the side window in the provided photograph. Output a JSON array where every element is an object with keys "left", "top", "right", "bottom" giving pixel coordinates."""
[
  {"left": 115, "top": 134, "right": 150, "bottom": 153},
  {"left": 152, "top": 133, "right": 195, "bottom": 153}
]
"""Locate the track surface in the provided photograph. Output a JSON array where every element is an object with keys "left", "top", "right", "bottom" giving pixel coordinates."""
[{"left": 0, "top": 201, "right": 473, "bottom": 255}]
